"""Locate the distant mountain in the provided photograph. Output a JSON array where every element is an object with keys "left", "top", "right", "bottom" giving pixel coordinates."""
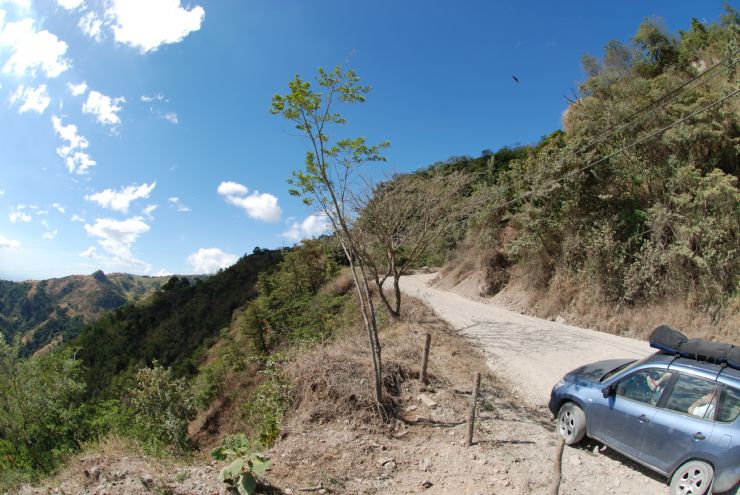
[{"left": 0, "top": 271, "right": 205, "bottom": 354}]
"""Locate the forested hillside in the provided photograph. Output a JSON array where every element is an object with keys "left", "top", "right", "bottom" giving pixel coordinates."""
[
  {"left": 0, "top": 271, "right": 197, "bottom": 355},
  {"left": 392, "top": 11, "right": 739, "bottom": 341}
]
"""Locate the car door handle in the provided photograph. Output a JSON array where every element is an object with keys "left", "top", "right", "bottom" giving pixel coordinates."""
[
  {"left": 693, "top": 432, "right": 706, "bottom": 441},
  {"left": 638, "top": 414, "right": 650, "bottom": 423}
]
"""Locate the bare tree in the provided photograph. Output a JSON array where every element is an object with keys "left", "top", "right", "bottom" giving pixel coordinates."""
[
  {"left": 353, "top": 170, "right": 471, "bottom": 317},
  {"left": 270, "top": 66, "right": 389, "bottom": 413}
]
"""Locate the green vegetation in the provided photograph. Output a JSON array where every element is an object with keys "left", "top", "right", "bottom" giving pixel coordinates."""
[
  {"left": 212, "top": 434, "right": 271, "bottom": 495},
  {"left": 388, "top": 11, "right": 739, "bottom": 318}
]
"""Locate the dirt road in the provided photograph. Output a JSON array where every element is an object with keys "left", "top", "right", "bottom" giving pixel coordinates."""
[
  {"left": 400, "top": 273, "right": 671, "bottom": 494},
  {"left": 400, "top": 273, "right": 653, "bottom": 406}
]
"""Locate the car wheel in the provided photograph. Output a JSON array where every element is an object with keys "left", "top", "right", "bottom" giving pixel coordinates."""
[
  {"left": 669, "top": 460, "right": 713, "bottom": 495},
  {"left": 556, "top": 402, "right": 586, "bottom": 445}
]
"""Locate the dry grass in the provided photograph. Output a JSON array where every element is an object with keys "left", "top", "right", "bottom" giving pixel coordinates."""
[{"left": 282, "top": 294, "right": 494, "bottom": 430}]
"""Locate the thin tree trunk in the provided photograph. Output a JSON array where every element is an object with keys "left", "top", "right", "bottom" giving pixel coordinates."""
[{"left": 392, "top": 275, "right": 401, "bottom": 317}]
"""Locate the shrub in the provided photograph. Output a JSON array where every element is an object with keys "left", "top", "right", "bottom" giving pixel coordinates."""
[{"left": 129, "top": 362, "right": 196, "bottom": 453}]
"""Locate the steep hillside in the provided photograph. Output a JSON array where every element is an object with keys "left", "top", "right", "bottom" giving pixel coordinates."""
[
  {"left": 0, "top": 271, "right": 205, "bottom": 355},
  {"left": 75, "top": 248, "right": 283, "bottom": 398},
  {"left": 374, "top": 12, "right": 740, "bottom": 340}
]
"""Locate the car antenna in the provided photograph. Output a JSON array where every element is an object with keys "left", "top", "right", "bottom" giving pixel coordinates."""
[{"left": 667, "top": 354, "right": 681, "bottom": 369}]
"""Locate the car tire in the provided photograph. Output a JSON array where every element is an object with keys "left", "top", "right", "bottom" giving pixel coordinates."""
[
  {"left": 556, "top": 402, "right": 586, "bottom": 445},
  {"left": 669, "top": 460, "right": 713, "bottom": 495}
]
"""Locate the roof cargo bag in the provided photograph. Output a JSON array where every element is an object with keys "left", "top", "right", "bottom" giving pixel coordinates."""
[
  {"left": 649, "top": 325, "right": 688, "bottom": 353},
  {"left": 727, "top": 347, "right": 740, "bottom": 370},
  {"left": 678, "top": 339, "right": 732, "bottom": 364}
]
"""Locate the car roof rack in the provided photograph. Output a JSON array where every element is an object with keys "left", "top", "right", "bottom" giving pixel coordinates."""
[{"left": 649, "top": 325, "right": 738, "bottom": 370}]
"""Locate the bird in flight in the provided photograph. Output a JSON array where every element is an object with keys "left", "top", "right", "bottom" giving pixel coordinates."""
[{"left": 512, "top": 75, "right": 520, "bottom": 83}]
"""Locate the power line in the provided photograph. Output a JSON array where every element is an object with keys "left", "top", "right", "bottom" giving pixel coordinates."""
[
  {"left": 492, "top": 87, "right": 739, "bottom": 211},
  {"left": 500, "top": 50, "right": 737, "bottom": 191}
]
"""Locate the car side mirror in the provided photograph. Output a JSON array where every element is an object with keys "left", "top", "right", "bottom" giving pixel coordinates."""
[{"left": 602, "top": 384, "right": 614, "bottom": 398}]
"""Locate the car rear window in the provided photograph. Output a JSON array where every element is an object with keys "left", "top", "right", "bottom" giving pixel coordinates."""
[
  {"left": 716, "top": 386, "right": 740, "bottom": 423},
  {"left": 664, "top": 375, "right": 718, "bottom": 419}
]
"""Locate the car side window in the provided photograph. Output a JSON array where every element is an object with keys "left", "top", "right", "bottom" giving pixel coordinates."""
[
  {"left": 664, "top": 374, "right": 718, "bottom": 420},
  {"left": 616, "top": 369, "right": 672, "bottom": 406},
  {"left": 716, "top": 386, "right": 740, "bottom": 423}
]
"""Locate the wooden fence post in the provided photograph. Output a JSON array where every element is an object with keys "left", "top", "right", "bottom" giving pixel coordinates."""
[
  {"left": 466, "top": 372, "right": 481, "bottom": 447},
  {"left": 420, "top": 332, "right": 431, "bottom": 384}
]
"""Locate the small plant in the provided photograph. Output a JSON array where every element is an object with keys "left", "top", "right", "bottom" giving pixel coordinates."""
[{"left": 212, "top": 434, "right": 271, "bottom": 495}]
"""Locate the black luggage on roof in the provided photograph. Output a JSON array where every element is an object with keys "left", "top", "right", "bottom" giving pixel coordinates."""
[
  {"left": 649, "top": 325, "right": 688, "bottom": 353},
  {"left": 728, "top": 347, "right": 740, "bottom": 370},
  {"left": 648, "top": 324, "right": 738, "bottom": 370}
]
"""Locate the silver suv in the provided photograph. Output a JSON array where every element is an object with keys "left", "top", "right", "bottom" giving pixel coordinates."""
[{"left": 549, "top": 326, "right": 739, "bottom": 494}]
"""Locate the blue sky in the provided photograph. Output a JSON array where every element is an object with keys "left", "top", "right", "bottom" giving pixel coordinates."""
[{"left": 0, "top": 0, "right": 730, "bottom": 280}]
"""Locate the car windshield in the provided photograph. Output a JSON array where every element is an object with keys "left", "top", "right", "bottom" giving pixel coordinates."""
[{"left": 600, "top": 360, "right": 639, "bottom": 382}]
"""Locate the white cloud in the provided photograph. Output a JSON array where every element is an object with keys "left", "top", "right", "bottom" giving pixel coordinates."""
[
  {"left": 85, "top": 182, "right": 156, "bottom": 213},
  {"left": 154, "top": 268, "right": 172, "bottom": 277},
  {"left": 142, "top": 203, "right": 157, "bottom": 219},
  {"left": 141, "top": 92, "right": 165, "bottom": 102},
  {"left": 42, "top": 229, "right": 57, "bottom": 240},
  {"left": 217, "top": 181, "right": 248, "bottom": 196},
  {"left": 162, "top": 112, "right": 178, "bottom": 124},
  {"left": 67, "top": 81, "right": 87, "bottom": 96},
  {"left": 51, "top": 115, "right": 96, "bottom": 174},
  {"left": 217, "top": 181, "right": 282, "bottom": 223},
  {"left": 79, "top": 245, "right": 100, "bottom": 259},
  {"left": 84, "top": 216, "right": 151, "bottom": 269},
  {"left": 56, "top": 0, "right": 84, "bottom": 10},
  {"left": 0, "top": 17, "right": 69, "bottom": 78},
  {"left": 9, "top": 84, "right": 50, "bottom": 113},
  {"left": 34, "top": 209, "right": 48, "bottom": 216},
  {"left": 0, "top": 234, "right": 21, "bottom": 249},
  {"left": 51, "top": 203, "right": 65, "bottom": 214},
  {"left": 167, "top": 196, "right": 190, "bottom": 212},
  {"left": 0, "top": 189, "right": 4, "bottom": 196},
  {"left": 79, "top": 11, "right": 103, "bottom": 41},
  {"left": 8, "top": 205, "right": 31, "bottom": 223},
  {"left": 82, "top": 90, "right": 125, "bottom": 126},
  {"left": 282, "top": 213, "right": 332, "bottom": 241},
  {"left": 107, "top": 0, "right": 205, "bottom": 53},
  {"left": 0, "top": 0, "right": 31, "bottom": 11},
  {"left": 187, "top": 247, "right": 237, "bottom": 274},
  {"left": 70, "top": 214, "right": 85, "bottom": 222}
]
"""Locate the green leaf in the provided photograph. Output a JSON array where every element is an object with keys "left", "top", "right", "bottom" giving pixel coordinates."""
[
  {"left": 237, "top": 474, "right": 257, "bottom": 495},
  {"left": 219, "top": 458, "right": 244, "bottom": 482},
  {"left": 249, "top": 457, "right": 271, "bottom": 477},
  {"left": 211, "top": 446, "right": 226, "bottom": 461}
]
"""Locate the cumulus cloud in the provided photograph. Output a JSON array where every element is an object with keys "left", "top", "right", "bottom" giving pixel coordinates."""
[
  {"left": 51, "top": 203, "right": 65, "bottom": 214},
  {"left": 167, "top": 196, "right": 190, "bottom": 212},
  {"left": 217, "top": 181, "right": 281, "bottom": 223},
  {"left": 78, "top": 11, "right": 103, "bottom": 41},
  {"left": 85, "top": 182, "right": 156, "bottom": 213},
  {"left": 56, "top": 0, "right": 84, "bottom": 10},
  {"left": 84, "top": 216, "right": 151, "bottom": 269},
  {"left": 42, "top": 229, "right": 57, "bottom": 240},
  {"left": 217, "top": 181, "right": 247, "bottom": 196},
  {"left": 82, "top": 90, "right": 125, "bottom": 126},
  {"left": 107, "top": 0, "right": 205, "bottom": 52},
  {"left": 0, "top": 17, "right": 69, "bottom": 78},
  {"left": 67, "top": 81, "right": 87, "bottom": 96},
  {"left": 282, "top": 213, "right": 332, "bottom": 241},
  {"left": 9, "top": 84, "right": 51, "bottom": 113},
  {"left": 70, "top": 214, "right": 85, "bottom": 222},
  {"left": 187, "top": 247, "right": 237, "bottom": 274},
  {"left": 0, "top": 234, "right": 21, "bottom": 249},
  {"left": 8, "top": 204, "right": 31, "bottom": 223},
  {"left": 51, "top": 115, "right": 96, "bottom": 174},
  {"left": 153, "top": 268, "right": 172, "bottom": 277}
]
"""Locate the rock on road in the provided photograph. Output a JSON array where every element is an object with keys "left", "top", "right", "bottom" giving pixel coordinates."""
[{"left": 400, "top": 273, "right": 653, "bottom": 407}]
